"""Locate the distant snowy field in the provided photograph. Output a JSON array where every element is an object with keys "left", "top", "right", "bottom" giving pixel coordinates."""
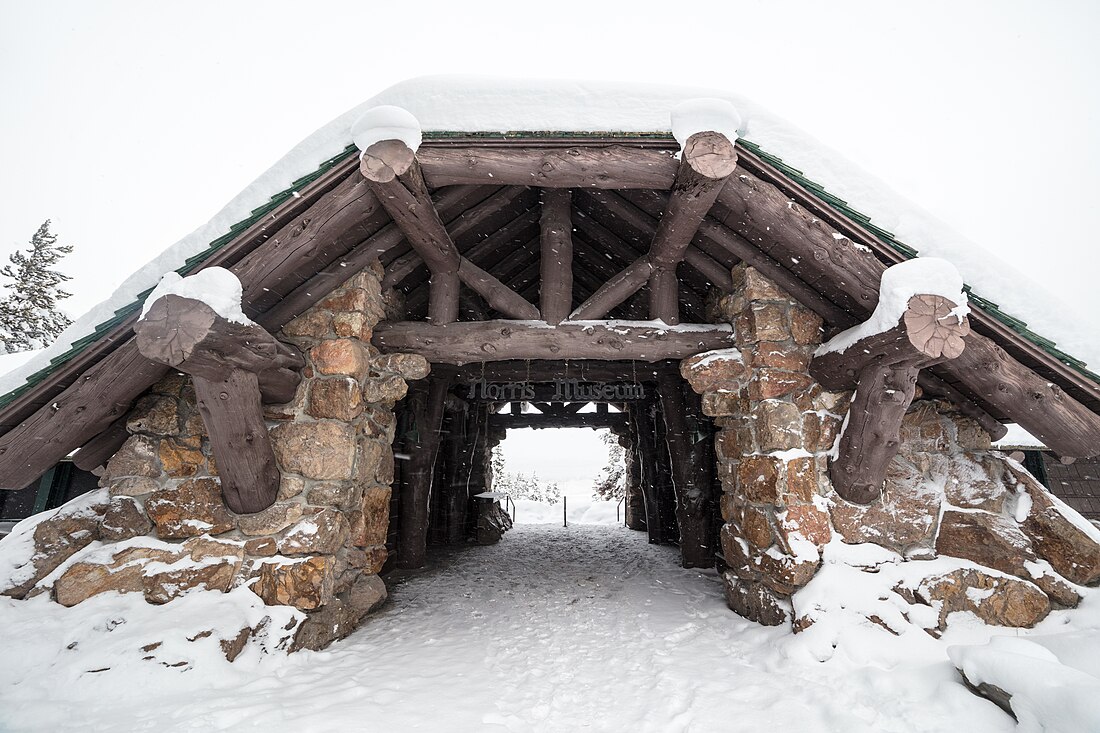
[{"left": 3, "top": 520, "right": 1100, "bottom": 732}]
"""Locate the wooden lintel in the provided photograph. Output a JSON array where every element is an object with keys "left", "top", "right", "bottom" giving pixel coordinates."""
[
  {"left": 539, "top": 188, "right": 573, "bottom": 324},
  {"left": 647, "top": 132, "right": 737, "bottom": 324},
  {"left": 416, "top": 145, "right": 679, "bottom": 189},
  {"left": 373, "top": 319, "right": 733, "bottom": 365},
  {"left": 134, "top": 294, "right": 302, "bottom": 513},
  {"left": 455, "top": 359, "right": 679, "bottom": 382}
]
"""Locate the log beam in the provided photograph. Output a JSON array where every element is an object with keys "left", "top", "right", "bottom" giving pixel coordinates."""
[
  {"left": 134, "top": 295, "right": 303, "bottom": 513},
  {"left": 488, "top": 413, "right": 627, "bottom": 430},
  {"left": 72, "top": 416, "right": 130, "bottom": 473},
  {"left": 416, "top": 145, "right": 679, "bottom": 189},
  {"left": 812, "top": 293, "right": 971, "bottom": 504},
  {"left": 540, "top": 188, "right": 574, "bottom": 324},
  {"left": 647, "top": 132, "right": 737, "bottom": 324},
  {"left": 373, "top": 320, "right": 733, "bottom": 365}
]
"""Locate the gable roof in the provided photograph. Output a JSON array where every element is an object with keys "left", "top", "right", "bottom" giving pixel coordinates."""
[{"left": 0, "top": 77, "right": 1097, "bottom": 471}]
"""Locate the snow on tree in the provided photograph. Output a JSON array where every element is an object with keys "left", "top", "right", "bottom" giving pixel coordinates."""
[
  {"left": 592, "top": 431, "right": 626, "bottom": 501},
  {"left": 490, "top": 444, "right": 560, "bottom": 504},
  {"left": 0, "top": 220, "right": 73, "bottom": 353}
]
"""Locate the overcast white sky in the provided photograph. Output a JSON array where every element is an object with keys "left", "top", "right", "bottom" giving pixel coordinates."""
[{"left": 1, "top": 0, "right": 1097, "bottom": 484}]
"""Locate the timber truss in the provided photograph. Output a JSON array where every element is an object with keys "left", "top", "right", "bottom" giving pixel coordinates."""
[{"left": 1, "top": 123, "right": 1100, "bottom": 506}]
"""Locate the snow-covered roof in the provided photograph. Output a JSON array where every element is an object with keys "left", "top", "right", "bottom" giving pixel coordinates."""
[{"left": 0, "top": 75, "right": 1096, "bottom": 404}]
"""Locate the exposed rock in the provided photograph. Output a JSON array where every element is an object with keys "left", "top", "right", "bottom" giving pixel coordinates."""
[
  {"left": 278, "top": 509, "right": 350, "bottom": 555},
  {"left": 916, "top": 568, "right": 1050, "bottom": 629},
  {"left": 306, "top": 482, "right": 358, "bottom": 510},
  {"left": 236, "top": 502, "right": 304, "bottom": 537},
  {"left": 144, "top": 558, "right": 239, "bottom": 604},
  {"left": 701, "top": 390, "right": 746, "bottom": 418},
  {"left": 362, "top": 375, "right": 408, "bottom": 404},
  {"left": 738, "top": 455, "right": 781, "bottom": 503},
  {"left": 2, "top": 502, "right": 106, "bottom": 599},
  {"left": 782, "top": 457, "right": 818, "bottom": 505},
  {"left": 742, "top": 343, "right": 811, "bottom": 372},
  {"left": 281, "top": 310, "right": 331, "bottom": 339},
  {"left": 310, "top": 339, "right": 373, "bottom": 379},
  {"left": 736, "top": 303, "right": 788, "bottom": 344},
  {"left": 332, "top": 312, "right": 366, "bottom": 338},
  {"left": 319, "top": 288, "right": 367, "bottom": 312},
  {"left": 758, "top": 548, "right": 819, "bottom": 595},
  {"left": 722, "top": 572, "right": 789, "bottom": 626},
  {"left": 777, "top": 504, "right": 832, "bottom": 547},
  {"left": 739, "top": 506, "right": 773, "bottom": 550},
  {"left": 829, "top": 458, "right": 942, "bottom": 553},
  {"left": 789, "top": 304, "right": 824, "bottom": 345},
  {"left": 347, "top": 546, "right": 388, "bottom": 574},
  {"left": 108, "top": 476, "right": 159, "bottom": 498},
  {"left": 100, "top": 496, "right": 153, "bottom": 542},
  {"left": 252, "top": 556, "right": 334, "bottom": 611},
  {"left": 145, "top": 478, "right": 235, "bottom": 539},
  {"left": 936, "top": 510, "right": 1034, "bottom": 576},
  {"left": 936, "top": 453, "right": 1009, "bottom": 513},
  {"left": 277, "top": 475, "right": 306, "bottom": 501},
  {"left": 752, "top": 400, "right": 802, "bottom": 451},
  {"left": 1011, "top": 466, "right": 1100, "bottom": 586},
  {"left": 353, "top": 486, "right": 391, "bottom": 547},
  {"left": 103, "top": 435, "right": 162, "bottom": 480},
  {"left": 290, "top": 573, "right": 386, "bottom": 652},
  {"left": 271, "top": 421, "right": 356, "bottom": 480},
  {"left": 55, "top": 559, "right": 145, "bottom": 606},
  {"left": 746, "top": 369, "right": 814, "bottom": 400},
  {"left": 244, "top": 537, "right": 278, "bottom": 557},
  {"left": 679, "top": 350, "right": 747, "bottom": 395},
  {"left": 306, "top": 377, "right": 364, "bottom": 421},
  {"left": 372, "top": 352, "right": 430, "bottom": 381},
  {"left": 126, "top": 394, "right": 180, "bottom": 436},
  {"left": 158, "top": 439, "right": 206, "bottom": 478},
  {"left": 475, "top": 499, "right": 513, "bottom": 545}
]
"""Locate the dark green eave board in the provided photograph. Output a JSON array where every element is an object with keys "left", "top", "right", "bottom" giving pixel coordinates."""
[{"left": 1, "top": 132, "right": 1096, "bottom": 413}]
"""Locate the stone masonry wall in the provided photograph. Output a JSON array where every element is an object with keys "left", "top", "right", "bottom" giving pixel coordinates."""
[
  {"left": 0, "top": 261, "right": 427, "bottom": 655},
  {"left": 685, "top": 265, "right": 1100, "bottom": 633}
]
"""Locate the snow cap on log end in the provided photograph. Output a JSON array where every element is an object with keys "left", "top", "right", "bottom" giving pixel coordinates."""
[
  {"left": 352, "top": 105, "right": 423, "bottom": 155},
  {"left": 670, "top": 98, "right": 742, "bottom": 153},
  {"left": 141, "top": 267, "right": 252, "bottom": 325}
]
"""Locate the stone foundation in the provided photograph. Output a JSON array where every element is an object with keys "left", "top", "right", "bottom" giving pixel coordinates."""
[
  {"left": 687, "top": 265, "right": 1100, "bottom": 633},
  {"left": 0, "top": 261, "right": 425, "bottom": 654}
]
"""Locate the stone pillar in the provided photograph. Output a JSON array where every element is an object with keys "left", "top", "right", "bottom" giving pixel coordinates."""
[
  {"left": 8, "top": 261, "right": 433, "bottom": 655},
  {"left": 684, "top": 265, "right": 846, "bottom": 626}
]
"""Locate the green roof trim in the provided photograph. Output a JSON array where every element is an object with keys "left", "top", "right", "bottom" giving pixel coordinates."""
[{"left": 1, "top": 132, "right": 1097, "bottom": 414}]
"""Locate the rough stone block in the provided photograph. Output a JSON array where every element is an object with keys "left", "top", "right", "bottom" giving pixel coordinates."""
[
  {"left": 738, "top": 455, "right": 781, "bottom": 504},
  {"left": 916, "top": 568, "right": 1050, "bottom": 629},
  {"left": 372, "top": 352, "right": 431, "bottom": 381},
  {"left": 310, "top": 339, "right": 373, "bottom": 379},
  {"left": 278, "top": 509, "right": 350, "bottom": 556},
  {"left": 100, "top": 496, "right": 153, "bottom": 542},
  {"left": 306, "top": 377, "right": 364, "bottom": 421},
  {"left": 753, "top": 400, "right": 803, "bottom": 452},
  {"left": 271, "top": 421, "right": 356, "bottom": 480},
  {"left": 237, "top": 502, "right": 304, "bottom": 536},
  {"left": 145, "top": 478, "right": 236, "bottom": 539},
  {"left": 126, "top": 394, "right": 180, "bottom": 436},
  {"left": 747, "top": 369, "right": 814, "bottom": 400},
  {"left": 252, "top": 556, "right": 335, "bottom": 611},
  {"left": 281, "top": 310, "right": 331, "bottom": 339},
  {"left": 103, "top": 435, "right": 162, "bottom": 480}
]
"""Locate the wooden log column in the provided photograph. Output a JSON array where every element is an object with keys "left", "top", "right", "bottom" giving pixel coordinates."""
[
  {"left": 540, "top": 188, "right": 574, "bottom": 324},
  {"left": 133, "top": 294, "right": 304, "bottom": 514},
  {"left": 397, "top": 371, "right": 454, "bottom": 569},
  {"left": 657, "top": 373, "right": 712, "bottom": 567},
  {"left": 810, "top": 293, "right": 971, "bottom": 504}
]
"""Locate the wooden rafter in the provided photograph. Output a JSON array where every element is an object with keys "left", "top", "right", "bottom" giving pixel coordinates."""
[{"left": 645, "top": 131, "right": 737, "bottom": 324}]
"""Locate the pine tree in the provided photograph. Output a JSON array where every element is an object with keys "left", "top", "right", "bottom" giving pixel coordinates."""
[
  {"left": 592, "top": 431, "right": 626, "bottom": 500},
  {"left": 0, "top": 220, "right": 73, "bottom": 353}
]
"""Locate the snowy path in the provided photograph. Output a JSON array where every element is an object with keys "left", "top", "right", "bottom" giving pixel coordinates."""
[{"left": 0, "top": 524, "right": 1012, "bottom": 732}]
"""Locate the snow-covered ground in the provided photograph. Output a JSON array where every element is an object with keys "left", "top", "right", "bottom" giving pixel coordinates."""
[{"left": 4, "top": 518, "right": 1100, "bottom": 731}]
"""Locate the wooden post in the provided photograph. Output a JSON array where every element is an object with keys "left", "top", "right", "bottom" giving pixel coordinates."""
[
  {"left": 396, "top": 372, "right": 454, "bottom": 569},
  {"left": 540, "top": 188, "right": 574, "bottom": 324},
  {"left": 657, "top": 373, "right": 711, "bottom": 567},
  {"left": 133, "top": 294, "right": 304, "bottom": 514},
  {"left": 629, "top": 402, "right": 665, "bottom": 543},
  {"left": 810, "top": 293, "right": 971, "bottom": 503}
]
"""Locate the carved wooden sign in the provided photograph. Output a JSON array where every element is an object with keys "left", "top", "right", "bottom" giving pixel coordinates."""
[{"left": 464, "top": 378, "right": 645, "bottom": 402}]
